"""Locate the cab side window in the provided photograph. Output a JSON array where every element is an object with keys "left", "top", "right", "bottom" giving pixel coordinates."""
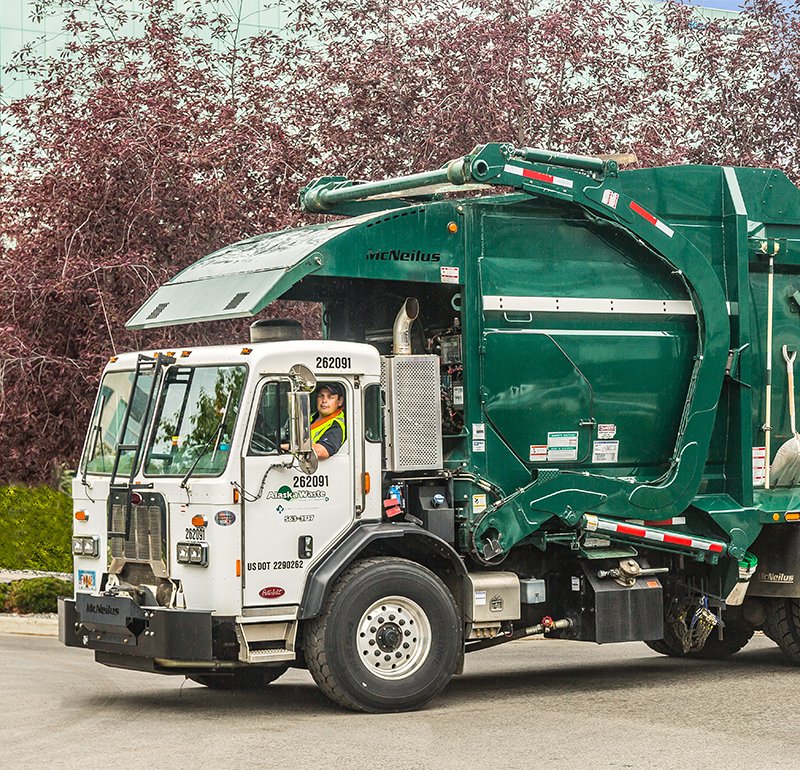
[{"left": 250, "top": 381, "right": 291, "bottom": 455}]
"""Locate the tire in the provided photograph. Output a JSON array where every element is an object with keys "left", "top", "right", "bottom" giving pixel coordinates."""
[
  {"left": 304, "top": 557, "right": 461, "bottom": 713},
  {"left": 689, "top": 621, "right": 753, "bottom": 659},
  {"left": 189, "top": 665, "right": 288, "bottom": 690},
  {"left": 644, "top": 637, "right": 684, "bottom": 657},
  {"left": 765, "top": 597, "right": 800, "bottom": 662},
  {"left": 645, "top": 615, "right": 754, "bottom": 659}
]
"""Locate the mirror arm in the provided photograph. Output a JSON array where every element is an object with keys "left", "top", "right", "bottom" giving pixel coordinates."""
[{"left": 231, "top": 456, "right": 294, "bottom": 503}]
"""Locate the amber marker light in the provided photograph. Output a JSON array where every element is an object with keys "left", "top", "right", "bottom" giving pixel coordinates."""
[
  {"left": 241, "top": 347, "right": 253, "bottom": 355},
  {"left": 236, "top": 559, "right": 241, "bottom": 577},
  {"left": 447, "top": 222, "right": 458, "bottom": 234},
  {"left": 191, "top": 515, "right": 207, "bottom": 527},
  {"left": 363, "top": 472, "right": 371, "bottom": 494},
  {"left": 181, "top": 350, "right": 192, "bottom": 357},
  {"left": 233, "top": 487, "right": 240, "bottom": 504},
  {"left": 786, "top": 512, "right": 800, "bottom": 522},
  {"left": 774, "top": 513, "right": 781, "bottom": 521},
  {"left": 109, "top": 356, "right": 118, "bottom": 363},
  {"left": 75, "top": 510, "right": 89, "bottom": 521}
]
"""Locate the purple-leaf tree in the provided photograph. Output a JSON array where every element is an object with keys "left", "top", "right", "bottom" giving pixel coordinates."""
[{"left": 0, "top": 0, "right": 797, "bottom": 484}]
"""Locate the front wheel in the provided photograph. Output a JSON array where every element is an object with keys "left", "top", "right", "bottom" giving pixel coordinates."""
[{"left": 304, "top": 557, "right": 461, "bottom": 713}]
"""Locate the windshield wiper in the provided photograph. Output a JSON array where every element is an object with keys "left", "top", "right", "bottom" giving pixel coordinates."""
[
  {"left": 81, "top": 393, "right": 107, "bottom": 487},
  {"left": 180, "top": 391, "right": 234, "bottom": 489}
]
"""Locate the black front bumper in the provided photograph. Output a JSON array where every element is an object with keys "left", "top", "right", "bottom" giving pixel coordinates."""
[{"left": 59, "top": 595, "right": 213, "bottom": 661}]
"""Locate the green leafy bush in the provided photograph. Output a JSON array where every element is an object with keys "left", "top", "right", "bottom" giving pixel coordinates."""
[
  {"left": 0, "top": 581, "right": 11, "bottom": 610},
  {"left": 6, "top": 577, "right": 72, "bottom": 614},
  {"left": 0, "top": 486, "right": 73, "bottom": 572}
]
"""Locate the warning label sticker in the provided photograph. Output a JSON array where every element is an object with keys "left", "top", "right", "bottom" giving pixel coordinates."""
[
  {"left": 602, "top": 189, "right": 620, "bottom": 209},
  {"left": 440, "top": 266, "right": 460, "bottom": 284},
  {"left": 530, "top": 444, "right": 548, "bottom": 461},
  {"left": 547, "top": 431, "right": 579, "bottom": 461},
  {"left": 592, "top": 440, "right": 619, "bottom": 463},
  {"left": 473, "top": 494, "right": 487, "bottom": 513},
  {"left": 753, "top": 446, "right": 766, "bottom": 487},
  {"left": 597, "top": 423, "right": 617, "bottom": 439}
]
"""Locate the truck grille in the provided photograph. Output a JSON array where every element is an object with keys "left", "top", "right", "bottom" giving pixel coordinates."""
[{"left": 108, "top": 492, "right": 167, "bottom": 574}]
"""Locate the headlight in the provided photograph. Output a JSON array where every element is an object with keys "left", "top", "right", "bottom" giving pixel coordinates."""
[
  {"left": 72, "top": 536, "right": 99, "bottom": 558},
  {"left": 176, "top": 541, "right": 208, "bottom": 567}
]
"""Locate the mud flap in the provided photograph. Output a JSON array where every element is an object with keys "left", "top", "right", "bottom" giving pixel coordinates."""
[{"left": 748, "top": 525, "right": 800, "bottom": 598}]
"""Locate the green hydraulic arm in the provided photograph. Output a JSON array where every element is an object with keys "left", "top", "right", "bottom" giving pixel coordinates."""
[{"left": 301, "top": 143, "right": 736, "bottom": 560}]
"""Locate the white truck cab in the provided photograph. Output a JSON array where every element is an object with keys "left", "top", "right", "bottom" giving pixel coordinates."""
[
  {"left": 61, "top": 320, "right": 463, "bottom": 712},
  {"left": 65, "top": 337, "right": 393, "bottom": 666}
]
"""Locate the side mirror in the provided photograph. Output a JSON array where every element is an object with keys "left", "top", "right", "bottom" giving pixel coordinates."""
[
  {"left": 289, "top": 363, "right": 317, "bottom": 392},
  {"left": 289, "top": 391, "right": 318, "bottom": 475}
]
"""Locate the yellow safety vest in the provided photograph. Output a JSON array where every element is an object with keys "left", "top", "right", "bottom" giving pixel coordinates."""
[{"left": 310, "top": 409, "right": 346, "bottom": 446}]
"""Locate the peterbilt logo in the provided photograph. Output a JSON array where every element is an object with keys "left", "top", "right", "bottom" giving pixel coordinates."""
[
  {"left": 259, "top": 587, "right": 285, "bottom": 599},
  {"left": 756, "top": 572, "right": 796, "bottom": 584},
  {"left": 85, "top": 603, "right": 120, "bottom": 616}
]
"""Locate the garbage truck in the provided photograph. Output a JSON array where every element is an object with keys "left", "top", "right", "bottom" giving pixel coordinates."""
[{"left": 59, "top": 142, "right": 800, "bottom": 712}]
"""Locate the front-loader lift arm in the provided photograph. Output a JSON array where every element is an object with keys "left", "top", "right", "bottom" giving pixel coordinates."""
[{"left": 300, "top": 143, "right": 735, "bottom": 559}]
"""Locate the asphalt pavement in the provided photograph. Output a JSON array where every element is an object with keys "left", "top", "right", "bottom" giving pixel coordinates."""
[{"left": 3, "top": 632, "right": 800, "bottom": 769}]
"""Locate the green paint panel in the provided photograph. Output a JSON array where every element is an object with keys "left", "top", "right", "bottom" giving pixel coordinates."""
[
  {"left": 483, "top": 330, "right": 692, "bottom": 470},
  {"left": 483, "top": 332, "right": 591, "bottom": 464},
  {"left": 478, "top": 204, "right": 691, "bottom": 302}
]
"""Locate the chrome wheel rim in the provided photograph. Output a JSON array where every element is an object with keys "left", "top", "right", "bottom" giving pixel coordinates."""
[{"left": 356, "top": 595, "right": 432, "bottom": 680}]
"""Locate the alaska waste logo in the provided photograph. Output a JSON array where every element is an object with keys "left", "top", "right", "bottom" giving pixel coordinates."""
[{"left": 266, "top": 485, "right": 328, "bottom": 514}]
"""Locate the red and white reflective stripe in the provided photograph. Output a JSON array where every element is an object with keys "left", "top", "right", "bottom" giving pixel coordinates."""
[
  {"left": 503, "top": 164, "right": 574, "bottom": 189},
  {"left": 629, "top": 201, "right": 674, "bottom": 238},
  {"left": 626, "top": 517, "right": 686, "bottom": 527},
  {"left": 583, "top": 513, "right": 725, "bottom": 554}
]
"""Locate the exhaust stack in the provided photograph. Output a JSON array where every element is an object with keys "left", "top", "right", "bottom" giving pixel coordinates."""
[{"left": 392, "top": 298, "right": 419, "bottom": 355}]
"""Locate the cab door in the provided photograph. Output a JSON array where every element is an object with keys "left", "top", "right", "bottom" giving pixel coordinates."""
[{"left": 241, "top": 378, "right": 356, "bottom": 608}]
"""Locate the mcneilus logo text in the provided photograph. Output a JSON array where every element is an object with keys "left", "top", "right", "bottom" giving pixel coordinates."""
[{"left": 366, "top": 249, "right": 441, "bottom": 262}]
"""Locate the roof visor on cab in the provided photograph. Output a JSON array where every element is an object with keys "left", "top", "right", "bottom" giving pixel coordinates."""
[{"left": 126, "top": 225, "right": 343, "bottom": 329}]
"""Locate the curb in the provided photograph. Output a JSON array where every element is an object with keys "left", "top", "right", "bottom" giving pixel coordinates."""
[{"left": 0, "top": 613, "right": 58, "bottom": 637}]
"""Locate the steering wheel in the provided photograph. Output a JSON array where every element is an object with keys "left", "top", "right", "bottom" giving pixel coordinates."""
[{"left": 251, "top": 430, "right": 276, "bottom": 453}]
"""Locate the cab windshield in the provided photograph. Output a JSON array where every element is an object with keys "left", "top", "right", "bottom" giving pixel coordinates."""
[
  {"left": 144, "top": 364, "right": 247, "bottom": 477},
  {"left": 82, "top": 369, "right": 155, "bottom": 475}
]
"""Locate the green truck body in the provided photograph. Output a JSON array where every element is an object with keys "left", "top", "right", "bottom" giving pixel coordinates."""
[{"left": 62, "top": 143, "right": 800, "bottom": 711}]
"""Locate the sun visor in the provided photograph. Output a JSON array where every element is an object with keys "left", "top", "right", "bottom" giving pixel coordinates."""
[{"left": 126, "top": 224, "right": 340, "bottom": 329}]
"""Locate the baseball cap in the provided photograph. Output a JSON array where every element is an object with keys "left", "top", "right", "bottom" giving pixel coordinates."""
[{"left": 317, "top": 382, "right": 345, "bottom": 398}]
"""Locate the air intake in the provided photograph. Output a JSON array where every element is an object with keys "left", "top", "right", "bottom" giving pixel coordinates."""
[{"left": 382, "top": 355, "right": 443, "bottom": 471}]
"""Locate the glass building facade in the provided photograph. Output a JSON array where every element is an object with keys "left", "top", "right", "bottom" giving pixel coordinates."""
[
  {"left": 0, "top": 1, "right": 284, "bottom": 100},
  {"left": 0, "top": 1, "right": 739, "bottom": 101}
]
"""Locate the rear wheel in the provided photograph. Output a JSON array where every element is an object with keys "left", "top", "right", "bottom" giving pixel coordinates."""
[
  {"left": 688, "top": 620, "right": 754, "bottom": 659},
  {"left": 189, "top": 665, "right": 288, "bottom": 690},
  {"left": 644, "top": 636, "right": 684, "bottom": 657},
  {"left": 765, "top": 597, "right": 800, "bottom": 662},
  {"left": 645, "top": 607, "right": 754, "bottom": 659},
  {"left": 304, "top": 557, "right": 461, "bottom": 713}
]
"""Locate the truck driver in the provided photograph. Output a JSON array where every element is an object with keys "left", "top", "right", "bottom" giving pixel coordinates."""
[{"left": 311, "top": 382, "right": 346, "bottom": 459}]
